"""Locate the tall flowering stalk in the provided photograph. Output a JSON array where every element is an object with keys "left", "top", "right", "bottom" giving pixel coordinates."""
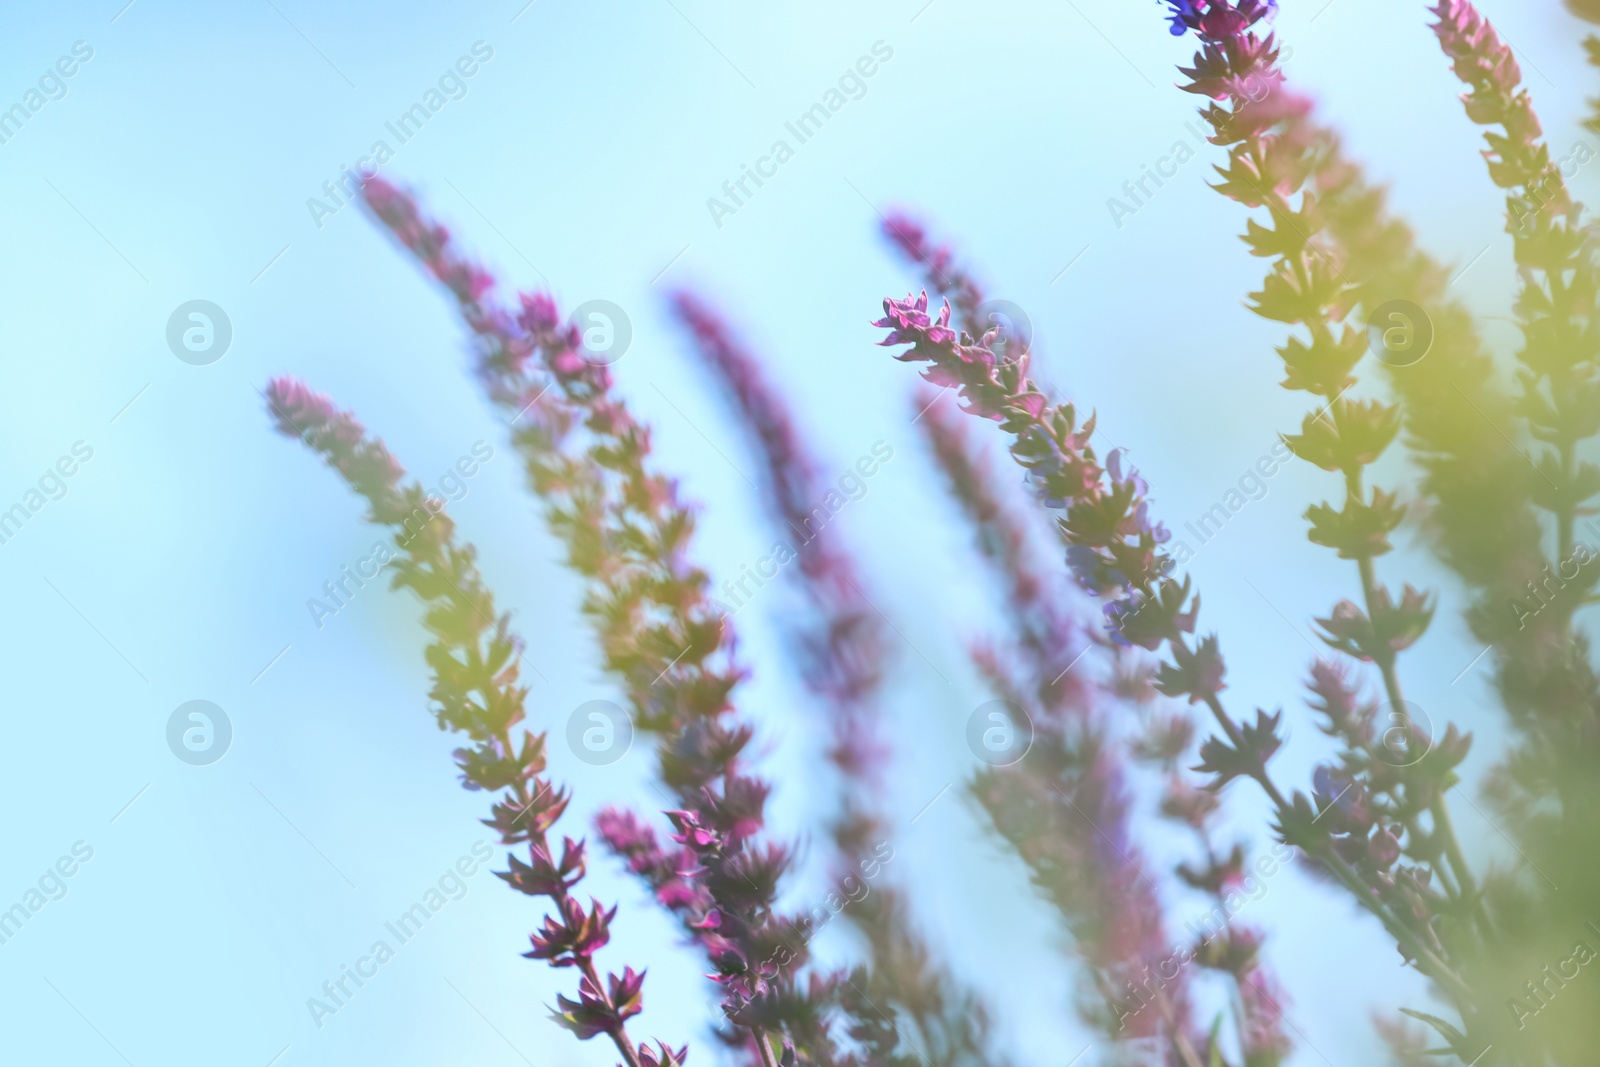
[
  {"left": 1156, "top": 0, "right": 1539, "bottom": 635},
  {"left": 1311, "top": 114, "right": 1552, "bottom": 718},
  {"left": 1154, "top": 3, "right": 1569, "bottom": 762},
  {"left": 1130, "top": 708, "right": 1292, "bottom": 1067},
  {"left": 360, "top": 179, "right": 819, "bottom": 1065},
  {"left": 668, "top": 292, "right": 997, "bottom": 1065},
  {"left": 1426, "top": 4, "right": 1600, "bottom": 1060},
  {"left": 897, "top": 215, "right": 1293, "bottom": 1066},
  {"left": 1168, "top": 0, "right": 1490, "bottom": 970},
  {"left": 886, "top": 228, "right": 1197, "bottom": 1052},
  {"left": 1162, "top": 6, "right": 1557, "bottom": 862},
  {"left": 667, "top": 291, "right": 890, "bottom": 828},
  {"left": 918, "top": 394, "right": 1208, "bottom": 1066},
  {"left": 262, "top": 379, "right": 681, "bottom": 1067},
  {"left": 1429, "top": 0, "right": 1600, "bottom": 783}
]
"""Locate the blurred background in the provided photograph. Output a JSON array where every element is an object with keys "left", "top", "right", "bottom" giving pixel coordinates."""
[{"left": 0, "top": 1, "right": 1589, "bottom": 1064}]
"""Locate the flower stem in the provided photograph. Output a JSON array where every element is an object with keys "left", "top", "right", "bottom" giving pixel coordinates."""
[
  {"left": 1344, "top": 467, "right": 1489, "bottom": 942},
  {"left": 1560, "top": 434, "right": 1577, "bottom": 567},
  {"left": 494, "top": 724, "right": 644, "bottom": 1067},
  {"left": 1198, "top": 691, "right": 1478, "bottom": 1010},
  {"left": 751, "top": 1027, "right": 779, "bottom": 1067}
]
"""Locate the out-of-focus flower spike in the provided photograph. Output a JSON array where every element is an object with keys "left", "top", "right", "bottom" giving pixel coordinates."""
[
  {"left": 669, "top": 291, "right": 1002, "bottom": 1066},
  {"left": 917, "top": 388, "right": 1202, "bottom": 1061},
  {"left": 1149, "top": 6, "right": 1497, "bottom": 1055}
]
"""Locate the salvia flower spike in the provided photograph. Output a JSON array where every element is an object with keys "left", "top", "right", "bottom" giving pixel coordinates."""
[{"left": 263, "top": 379, "right": 669, "bottom": 1067}]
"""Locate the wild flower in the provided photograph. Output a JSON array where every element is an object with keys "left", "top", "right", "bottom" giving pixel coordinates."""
[
  {"left": 1423, "top": 3, "right": 1600, "bottom": 1060},
  {"left": 918, "top": 393, "right": 1201, "bottom": 1059},
  {"left": 669, "top": 291, "right": 998, "bottom": 1065},
  {"left": 1178, "top": 0, "right": 1481, "bottom": 891},
  {"left": 1427, "top": 0, "right": 1600, "bottom": 732},
  {"left": 892, "top": 218, "right": 1297, "bottom": 1066},
  {"left": 262, "top": 379, "right": 681, "bottom": 1067},
  {"left": 1137, "top": 4, "right": 1541, "bottom": 1056}
]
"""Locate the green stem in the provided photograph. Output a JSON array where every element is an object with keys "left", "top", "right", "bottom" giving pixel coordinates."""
[
  {"left": 495, "top": 724, "right": 645, "bottom": 1067},
  {"left": 1343, "top": 465, "right": 1491, "bottom": 943},
  {"left": 1197, "top": 691, "right": 1478, "bottom": 1010},
  {"left": 1559, "top": 435, "right": 1576, "bottom": 566}
]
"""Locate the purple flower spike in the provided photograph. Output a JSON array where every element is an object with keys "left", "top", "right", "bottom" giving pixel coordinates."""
[{"left": 1160, "top": 0, "right": 1277, "bottom": 40}]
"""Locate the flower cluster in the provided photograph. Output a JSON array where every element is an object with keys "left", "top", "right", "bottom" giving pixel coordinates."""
[
  {"left": 874, "top": 290, "right": 1194, "bottom": 656},
  {"left": 669, "top": 291, "right": 889, "bottom": 783},
  {"left": 880, "top": 212, "right": 985, "bottom": 335},
  {"left": 1158, "top": 0, "right": 1277, "bottom": 40},
  {"left": 1431, "top": 0, "right": 1600, "bottom": 647},
  {"left": 1142, "top": 741, "right": 1292, "bottom": 1067},
  {"left": 1157, "top": 0, "right": 1501, "bottom": 1049},
  {"left": 263, "top": 379, "right": 678, "bottom": 1067},
  {"left": 919, "top": 393, "right": 1203, "bottom": 1059},
  {"left": 669, "top": 293, "right": 997, "bottom": 1064},
  {"left": 1303, "top": 660, "right": 1474, "bottom": 942},
  {"left": 1423, "top": 6, "right": 1600, "bottom": 1060},
  {"left": 511, "top": 293, "right": 812, "bottom": 1048},
  {"left": 894, "top": 220, "right": 1300, "bottom": 1066}
]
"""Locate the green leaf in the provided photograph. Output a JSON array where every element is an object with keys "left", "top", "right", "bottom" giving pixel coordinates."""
[
  {"left": 1397, "top": 1007, "right": 1468, "bottom": 1052},
  {"left": 1208, "top": 1015, "right": 1227, "bottom": 1067}
]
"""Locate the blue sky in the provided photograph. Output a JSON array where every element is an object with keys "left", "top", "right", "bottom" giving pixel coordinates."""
[{"left": 0, "top": 1, "right": 1592, "bottom": 1064}]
